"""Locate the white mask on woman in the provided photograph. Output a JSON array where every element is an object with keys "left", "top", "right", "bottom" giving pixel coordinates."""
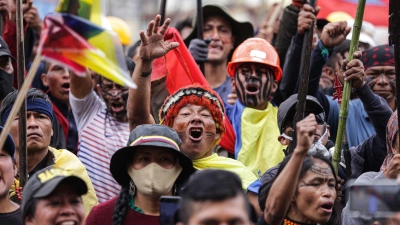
[{"left": 128, "top": 162, "right": 182, "bottom": 196}]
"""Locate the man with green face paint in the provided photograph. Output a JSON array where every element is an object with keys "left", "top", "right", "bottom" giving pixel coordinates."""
[{"left": 69, "top": 57, "right": 135, "bottom": 203}]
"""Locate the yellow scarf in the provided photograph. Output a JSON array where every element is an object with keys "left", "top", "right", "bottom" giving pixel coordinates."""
[
  {"left": 238, "top": 103, "right": 284, "bottom": 176},
  {"left": 193, "top": 153, "right": 258, "bottom": 190}
]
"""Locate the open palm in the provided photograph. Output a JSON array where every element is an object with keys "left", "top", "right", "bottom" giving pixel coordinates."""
[{"left": 139, "top": 15, "right": 179, "bottom": 61}]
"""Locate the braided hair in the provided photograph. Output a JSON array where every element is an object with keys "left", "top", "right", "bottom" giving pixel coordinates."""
[{"left": 112, "top": 185, "right": 130, "bottom": 225}]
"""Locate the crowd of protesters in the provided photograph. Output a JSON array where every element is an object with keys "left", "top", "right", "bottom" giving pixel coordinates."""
[{"left": 1, "top": 0, "right": 400, "bottom": 225}]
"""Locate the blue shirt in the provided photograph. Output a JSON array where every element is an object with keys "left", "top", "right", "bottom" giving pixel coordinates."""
[{"left": 213, "top": 76, "right": 232, "bottom": 103}]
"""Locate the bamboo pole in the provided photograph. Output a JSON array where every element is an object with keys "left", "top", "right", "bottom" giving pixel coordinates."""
[
  {"left": 333, "top": 0, "right": 366, "bottom": 174},
  {"left": 0, "top": 53, "right": 41, "bottom": 162}
]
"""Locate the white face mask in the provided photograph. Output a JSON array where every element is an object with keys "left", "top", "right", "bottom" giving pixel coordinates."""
[
  {"left": 309, "top": 127, "right": 331, "bottom": 159},
  {"left": 128, "top": 162, "right": 182, "bottom": 196}
]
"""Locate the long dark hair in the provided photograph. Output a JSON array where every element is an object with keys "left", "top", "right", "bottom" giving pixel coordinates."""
[{"left": 258, "top": 153, "right": 341, "bottom": 225}]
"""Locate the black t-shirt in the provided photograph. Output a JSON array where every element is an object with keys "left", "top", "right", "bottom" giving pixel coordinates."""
[{"left": 0, "top": 208, "right": 23, "bottom": 225}]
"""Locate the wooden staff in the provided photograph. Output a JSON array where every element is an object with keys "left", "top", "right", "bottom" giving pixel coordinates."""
[
  {"left": 286, "top": 0, "right": 316, "bottom": 155},
  {"left": 333, "top": 0, "right": 366, "bottom": 174},
  {"left": 196, "top": 0, "right": 205, "bottom": 76},
  {"left": 159, "top": 0, "right": 167, "bottom": 24},
  {"left": 389, "top": 0, "right": 400, "bottom": 141},
  {"left": 0, "top": 53, "right": 41, "bottom": 183},
  {"left": 16, "top": 0, "right": 27, "bottom": 186}
]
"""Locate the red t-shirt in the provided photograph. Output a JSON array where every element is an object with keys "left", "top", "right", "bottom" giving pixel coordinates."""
[{"left": 86, "top": 197, "right": 159, "bottom": 225}]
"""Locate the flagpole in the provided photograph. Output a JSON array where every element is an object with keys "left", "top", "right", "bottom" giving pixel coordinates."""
[
  {"left": 333, "top": 0, "right": 366, "bottom": 174},
  {"left": 16, "top": 0, "right": 27, "bottom": 188},
  {"left": 196, "top": 0, "right": 205, "bottom": 76}
]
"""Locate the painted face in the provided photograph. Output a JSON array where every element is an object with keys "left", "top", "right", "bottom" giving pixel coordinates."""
[
  {"left": 365, "top": 66, "right": 396, "bottom": 104},
  {"left": 186, "top": 195, "right": 251, "bottom": 225},
  {"left": 10, "top": 111, "right": 53, "bottom": 154},
  {"left": 234, "top": 62, "right": 277, "bottom": 110},
  {"left": 98, "top": 78, "right": 129, "bottom": 122},
  {"left": 42, "top": 63, "right": 71, "bottom": 105},
  {"left": 25, "top": 182, "right": 85, "bottom": 225},
  {"left": 172, "top": 105, "right": 220, "bottom": 160},
  {"left": 203, "top": 15, "right": 234, "bottom": 64},
  {"left": 291, "top": 159, "right": 336, "bottom": 224},
  {"left": 0, "top": 149, "right": 17, "bottom": 199}
]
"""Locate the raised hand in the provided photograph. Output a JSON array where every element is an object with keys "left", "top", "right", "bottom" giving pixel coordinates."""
[
  {"left": 320, "top": 21, "right": 351, "bottom": 48},
  {"left": 297, "top": 4, "right": 320, "bottom": 35},
  {"left": 383, "top": 154, "right": 400, "bottom": 179},
  {"left": 339, "top": 51, "right": 365, "bottom": 90},
  {"left": 139, "top": 15, "right": 179, "bottom": 61},
  {"left": 294, "top": 114, "right": 318, "bottom": 155}
]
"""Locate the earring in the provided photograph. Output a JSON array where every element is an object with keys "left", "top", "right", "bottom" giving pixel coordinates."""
[
  {"left": 14, "top": 179, "right": 22, "bottom": 201},
  {"left": 129, "top": 180, "right": 136, "bottom": 196},
  {"left": 173, "top": 183, "right": 177, "bottom": 196}
]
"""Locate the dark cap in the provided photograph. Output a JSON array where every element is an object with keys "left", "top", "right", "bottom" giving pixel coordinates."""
[
  {"left": 278, "top": 94, "right": 325, "bottom": 133},
  {"left": 0, "top": 126, "right": 15, "bottom": 158},
  {"left": 184, "top": 3, "right": 254, "bottom": 51},
  {"left": 0, "top": 36, "right": 15, "bottom": 61},
  {"left": 22, "top": 167, "right": 88, "bottom": 218},
  {"left": 110, "top": 124, "right": 195, "bottom": 186}
]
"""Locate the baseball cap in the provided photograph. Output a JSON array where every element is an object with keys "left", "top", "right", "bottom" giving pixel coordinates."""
[
  {"left": 184, "top": 3, "right": 254, "bottom": 51},
  {"left": 0, "top": 36, "right": 15, "bottom": 61},
  {"left": 110, "top": 124, "right": 195, "bottom": 186},
  {"left": 278, "top": 94, "right": 325, "bottom": 133},
  {"left": 22, "top": 167, "right": 88, "bottom": 218},
  {"left": 0, "top": 126, "right": 15, "bottom": 158}
]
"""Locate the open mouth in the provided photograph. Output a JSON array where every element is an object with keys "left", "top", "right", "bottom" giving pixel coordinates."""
[
  {"left": 320, "top": 202, "right": 333, "bottom": 213},
  {"left": 189, "top": 127, "right": 203, "bottom": 141},
  {"left": 61, "top": 83, "right": 70, "bottom": 92},
  {"left": 111, "top": 102, "right": 125, "bottom": 113},
  {"left": 246, "top": 84, "right": 259, "bottom": 95}
]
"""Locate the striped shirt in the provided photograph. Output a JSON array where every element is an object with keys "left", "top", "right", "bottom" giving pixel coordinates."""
[{"left": 70, "top": 91, "right": 130, "bottom": 203}]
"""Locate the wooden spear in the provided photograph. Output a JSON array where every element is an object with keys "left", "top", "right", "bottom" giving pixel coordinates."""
[
  {"left": 16, "top": 0, "right": 27, "bottom": 187},
  {"left": 286, "top": 0, "right": 316, "bottom": 155},
  {"left": 389, "top": 0, "right": 400, "bottom": 143},
  {"left": 333, "top": 0, "right": 366, "bottom": 174}
]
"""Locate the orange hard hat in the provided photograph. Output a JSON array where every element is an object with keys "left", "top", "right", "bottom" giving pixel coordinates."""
[{"left": 227, "top": 37, "right": 282, "bottom": 81}]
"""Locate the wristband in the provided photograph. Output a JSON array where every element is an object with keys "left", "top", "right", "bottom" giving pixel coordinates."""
[
  {"left": 140, "top": 70, "right": 152, "bottom": 77},
  {"left": 318, "top": 40, "right": 331, "bottom": 61}
]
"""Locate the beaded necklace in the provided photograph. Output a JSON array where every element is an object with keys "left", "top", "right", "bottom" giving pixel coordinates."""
[{"left": 283, "top": 218, "right": 317, "bottom": 225}]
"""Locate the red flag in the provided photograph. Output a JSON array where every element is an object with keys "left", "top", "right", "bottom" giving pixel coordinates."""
[
  {"left": 317, "top": 0, "right": 389, "bottom": 27},
  {"left": 152, "top": 27, "right": 236, "bottom": 153}
]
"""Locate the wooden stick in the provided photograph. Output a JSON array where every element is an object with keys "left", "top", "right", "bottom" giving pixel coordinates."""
[
  {"left": 333, "top": 0, "right": 366, "bottom": 174},
  {"left": 196, "top": 0, "right": 205, "bottom": 76},
  {"left": 286, "top": 0, "right": 316, "bottom": 155},
  {"left": 0, "top": 53, "right": 41, "bottom": 167},
  {"left": 16, "top": 0, "right": 27, "bottom": 188},
  {"left": 159, "top": 0, "right": 167, "bottom": 24},
  {"left": 389, "top": 0, "right": 400, "bottom": 148}
]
